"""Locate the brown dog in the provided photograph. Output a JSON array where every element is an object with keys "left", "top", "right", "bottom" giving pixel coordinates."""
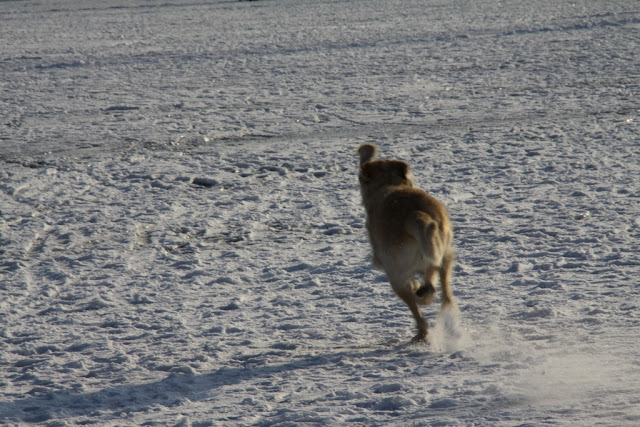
[{"left": 358, "top": 144, "right": 456, "bottom": 343}]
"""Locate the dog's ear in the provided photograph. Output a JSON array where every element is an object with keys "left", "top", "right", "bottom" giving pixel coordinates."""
[
  {"left": 358, "top": 144, "right": 378, "bottom": 166},
  {"left": 390, "top": 160, "right": 410, "bottom": 180}
]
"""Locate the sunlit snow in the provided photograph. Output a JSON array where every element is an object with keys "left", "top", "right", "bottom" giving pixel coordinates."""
[{"left": 1, "top": 0, "right": 639, "bottom": 425}]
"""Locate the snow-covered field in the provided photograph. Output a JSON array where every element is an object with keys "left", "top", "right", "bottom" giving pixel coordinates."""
[{"left": 1, "top": 0, "right": 639, "bottom": 425}]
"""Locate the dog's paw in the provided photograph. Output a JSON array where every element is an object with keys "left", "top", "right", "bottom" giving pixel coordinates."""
[
  {"left": 416, "top": 283, "right": 435, "bottom": 298},
  {"left": 415, "top": 283, "right": 436, "bottom": 306},
  {"left": 410, "top": 333, "right": 428, "bottom": 344},
  {"left": 416, "top": 282, "right": 435, "bottom": 298}
]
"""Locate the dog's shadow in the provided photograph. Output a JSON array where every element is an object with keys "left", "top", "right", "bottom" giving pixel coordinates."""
[{"left": 0, "top": 344, "right": 421, "bottom": 423}]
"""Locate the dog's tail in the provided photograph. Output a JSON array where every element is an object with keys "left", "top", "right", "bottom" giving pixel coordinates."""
[{"left": 358, "top": 144, "right": 377, "bottom": 166}]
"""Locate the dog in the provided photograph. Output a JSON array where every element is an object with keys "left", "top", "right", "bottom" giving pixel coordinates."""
[{"left": 358, "top": 144, "right": 456, "bottom": 343}]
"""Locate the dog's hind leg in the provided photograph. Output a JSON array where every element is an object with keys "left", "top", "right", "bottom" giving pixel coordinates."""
[
  {"left": 393, "top": 282, "right": 428, "bottom": 342},
  {"left": 405, "top": 211, "right": 444, "bottom": 265},
  {"left": 439, "top": 250, "right": 456, "bottom": 308},
  {"left": 415, "top": 266, "right": 437, "bottom": 306}
]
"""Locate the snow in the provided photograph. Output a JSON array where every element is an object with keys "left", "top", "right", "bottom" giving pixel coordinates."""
[{"left": 1, "top": 0, "right": 639, "bottom": 425}]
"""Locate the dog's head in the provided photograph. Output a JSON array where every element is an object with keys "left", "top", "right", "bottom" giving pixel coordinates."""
[{"left": 358, "top": 144, "right": 413, "bottom": 200}]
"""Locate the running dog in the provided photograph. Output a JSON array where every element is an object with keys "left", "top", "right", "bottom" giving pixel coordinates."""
[{"left": 358, "top": 144, "right": 456, "bottom": 343}]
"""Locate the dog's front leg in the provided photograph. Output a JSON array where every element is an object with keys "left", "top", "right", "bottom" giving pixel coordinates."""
[{"left": 393, "top": 283, "right": 428, "bottom": 342}]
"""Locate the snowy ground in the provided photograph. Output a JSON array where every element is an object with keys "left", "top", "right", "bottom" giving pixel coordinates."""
[{"left": 1, "top": 0, "right": 640, "bottom": 425}]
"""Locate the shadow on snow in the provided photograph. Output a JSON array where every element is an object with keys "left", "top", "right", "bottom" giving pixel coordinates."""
[{"left": 0, "top": 345, "right": 416, "bottom": 423}]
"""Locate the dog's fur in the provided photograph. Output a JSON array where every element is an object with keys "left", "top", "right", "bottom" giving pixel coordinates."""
[{"left": 358, "top": 144, "right": 456, "bottom": 343}]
